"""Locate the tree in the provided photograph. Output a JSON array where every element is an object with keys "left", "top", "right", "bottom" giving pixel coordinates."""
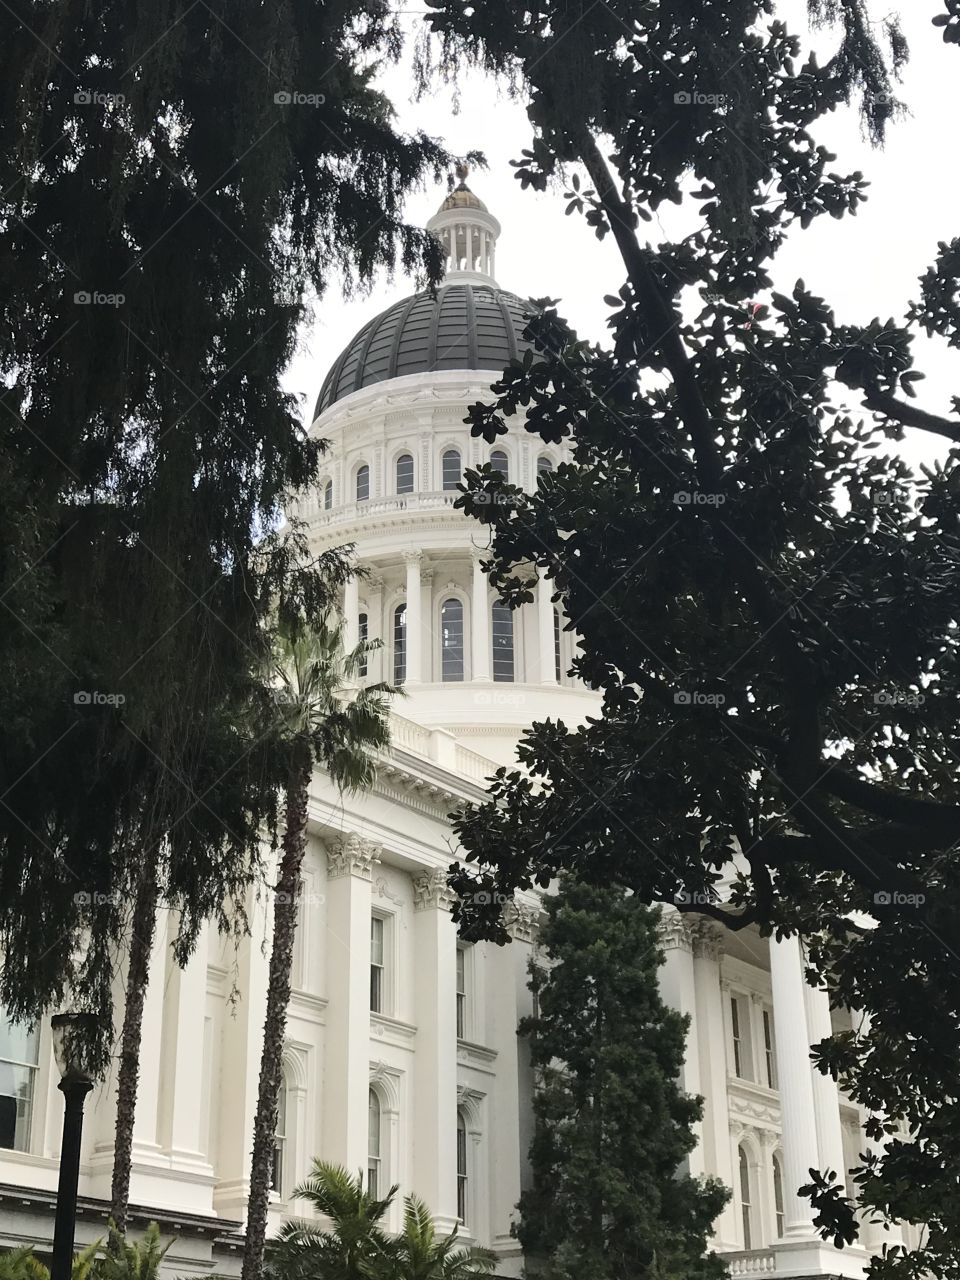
[
  {"left": 517, "top": 878, "right": 727, "bottom": 1280},
  {"left": 243, "top": 619, "right": 394, "bottom": 1280},
  {"left": 416, "top": 3, "right": 960, "bottom": 1277},
  {"left": 265, "top": 1162, "right": 495, "bottom": 1280}
]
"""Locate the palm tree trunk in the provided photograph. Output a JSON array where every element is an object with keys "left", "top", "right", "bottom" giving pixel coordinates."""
[
  {"left": 242, "top": 745, "right": 313, "bottom": 1280},
  {"left": 110, "top": 855, "right": 160, "bottom": 1233}
]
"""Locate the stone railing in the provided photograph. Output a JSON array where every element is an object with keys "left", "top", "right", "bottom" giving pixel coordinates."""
[
  {"left": 725, "top": 1250, "right": 777, "bottom": 1276},
  {"left": 389, "top": 712, "right": 432, "bottom": 757},
  {"left": 295, "top": 490, "right": 460, "bottom": 526},
  {"left": 454, "top": 743, "right": 495, "bottom": 782},
  {"left": 385, "top": 713, "right": 495, "bottom": 788}
]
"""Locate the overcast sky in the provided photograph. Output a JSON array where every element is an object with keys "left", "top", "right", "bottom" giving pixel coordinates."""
[{"left": 283, "top": 0, "right": 959, "bottom": 473}]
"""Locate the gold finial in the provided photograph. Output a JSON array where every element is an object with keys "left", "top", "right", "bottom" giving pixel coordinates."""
[{"left": 454, "top": 160, "right": 469, "bottom": 185}]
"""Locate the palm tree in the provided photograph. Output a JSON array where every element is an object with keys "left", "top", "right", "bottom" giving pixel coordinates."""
[
  {"left": 265, "top": 1161, "right": 397, "bottom": 1280},
  {"left": 389, "top": 1195, "right": 495, "bottom": 1280},
  {"left": 242, "top": 621, "right": 392, "bottom": 1280}
]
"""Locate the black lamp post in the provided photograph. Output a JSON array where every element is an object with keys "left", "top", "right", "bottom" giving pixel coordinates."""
[{"left": 50, "top": 1012, "right": 100, "bottom": 1280}]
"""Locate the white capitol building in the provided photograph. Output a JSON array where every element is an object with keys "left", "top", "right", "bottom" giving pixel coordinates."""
[{"left": 0, "top": 181, "right": 911, "bottom": 1278}]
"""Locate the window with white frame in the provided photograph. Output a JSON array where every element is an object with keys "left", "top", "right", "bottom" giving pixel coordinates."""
[
  {"left": 368, "top": 1089, "right": 382, "bottom": 1196},
  {"left": 0, "top": 1015, "right": 38, "bottom": 1152},
  {"left": 553, "top": 608, "right": 562, "bottom": 683},
  {"left": 739, "top": 1145, "right": 754, "bottom": 1249},
  {"left": 396, "top": 453, "right": 414, "bottom": 495},
  {"left": 441, "top": 598, "right": 465, "bottom": 682},
  {"left": 356, "top": 464, "right": 370, "bottom": 502},
  {"left": 393, "top": 604, "right": 406, "bottom": 685},
  {"left": 456, "top": 946, "right": 467, "bottom": 1038},
  {"left": 323, "top": 479, "right": 333, "bottom": 510},
  {"left": 442, "top": 449, "right": 462, "bottom": 491},
  {"left": 772, "top": 1153, "right": 785, "bottom": 1238},
  {"left": 357, "top": 612, "right": 368, "bottom": 678},
  {"left": 537, "top": 455, "right": 554, "bottom": 477},
  {"left": 730, "top": 994, "right": 753, "bottom": 1081},
  {"left": 490, "top": 449, "right": 509, "bottom": 480},
  {"left": 492, "top": 601, "right": 514, "bottom": 682},
  {"left": 271, "top": 1074, "right": 287, "bottom": 1196},
  {"left": 456, "top": 1110, "right": 468, "bottom": 1223},
  {"left": 370, "top": 914, "right": 385, "bottom": 1013},
  {"left": 762, "top": 1007, "right": 777, "bottom": 1088}
]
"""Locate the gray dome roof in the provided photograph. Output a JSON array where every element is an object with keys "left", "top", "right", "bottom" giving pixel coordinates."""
[{"left": 314, "top": 282, "right": 536, "bottom": 417}]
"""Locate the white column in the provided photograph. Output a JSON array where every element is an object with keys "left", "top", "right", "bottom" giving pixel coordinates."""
[
  {"left": 404, "top": 550, "right": 422, "bottom": 685},
  {"left": 536, "top": 576, "right": 558, "bottom": 686},
  {"left": 412, "top": 869, "right": 459, "bottom": 1232},
  {"left": 658, "top": 911, "right": 704, "bottom": 1175},
  {"left": 692, "top": 924, "right": 738, "bottom": 1249},
  {"left": 466, "top": 224, "right": 474, "bottom": 271},
  {"left": 323, "top": 835, "right": 380, "bottom": 1172},
  {"left": 770, "top": 935, "right": 819, "bottom": 1239},
  {"left": 420, "top": 566, "right": 434, "bottom": 684},
  {"left": 471, "top": 553, "right": 491, "bottom": 682},
  {"left": 367, "top": 573, "right": 384, "bottom": 684},
  {"left": 803, "top": 978, "right": 847, "bottom": 1187},
  {"left": 343, "top": 571, "right": 360, "bottom": 654}
]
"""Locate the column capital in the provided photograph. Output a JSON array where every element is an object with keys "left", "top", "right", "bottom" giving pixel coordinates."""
[
  {"left": 658, "top": 909, "right": 694, "bottom": 952},
  {"left": 402, "top": 548, "right": 423, "bottom": 566},
  {"left": 412, "top": 867, "right": 457, "bottom": 912},
  {"left": 326, "top": 833, "right": 381, "bottom": 880},
  {"left": 504, "top": 898, "right": 541, "bottom": 943},
  {"left": 690, "top": 918, "right": 726, "bottom": 960}
]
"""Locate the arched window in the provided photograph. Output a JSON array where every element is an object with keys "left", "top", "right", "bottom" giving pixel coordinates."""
[
  {"left": 537, "top": 455, "right": 554, "bottom": 477},
  {"left": 0, "top": 1015, "right": 39, "bottom": 1152},
  {"left": 739, "top": 1145, "right": 754, "bottom": 1249},
  {"left": 441, "top": 598, "right": 464, "bottom": 682},
  {"left": 442, "top": 449, "right": 462, "bottom": 491},
  {"left": 490, "top": 449, "right": 509, "bottom": 480},
  {"left": 368, "top": 1089, "right": 382, "bottom": 1197},
  {"left": 323, "top": 479, "right": 333, "bottom": 510},
  {"left": 553, "top": 608, "right": 562, "bottom": 683},
  {"left": 358, "top": 612, "right": 368, "bottom": 678},
  {"left": 271, "top": 1075, "right": 287, "bottom": 1196},
  {"left": 396, "top": 453, "right": 414, "bottom": 495},
  {"left": 393, "top": 604, "right": 406, "bottom": 685},
  {"left": 356, "top": 464, "right": 370, "bottom": 502},
  {"left": 456, "top": 1111, "right": 468, "bottom": 1224},
  {"left": 772, "top": 1154, "right": 785, "bottom": 1239},
  {"left": 492, "top": 602, "right": 514, "bottom": 683}
]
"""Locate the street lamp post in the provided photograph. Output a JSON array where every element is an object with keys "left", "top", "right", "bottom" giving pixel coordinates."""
[{"left": 50, "top": 1012, "right": 100, "bottom": 1280}]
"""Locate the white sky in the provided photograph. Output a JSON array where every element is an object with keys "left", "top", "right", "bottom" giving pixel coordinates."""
[{"left": 283, "top": 0, "right": 959, "bottom": 473}]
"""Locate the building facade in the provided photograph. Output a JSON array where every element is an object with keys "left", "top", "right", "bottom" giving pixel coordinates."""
[{"left": 0, "top": 181, "right": 903, "bottom": 1278}]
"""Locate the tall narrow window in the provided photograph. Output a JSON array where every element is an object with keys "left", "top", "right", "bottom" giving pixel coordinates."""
[
  {"left": 537, "top": 455, "right": 554, "bottom": 477},
  {"left": 393, "top": 604, "right": 406, "bottom": 685},
  {"left": 492, "top": 602, "right": 514, "bottom": 682},
  {"left": 763, "top": 1008, "right": 777, "bottom": 1088},
  {"left": 442, "top": 449, "right": 462, "bottom": 491},
  {"left": 441, "top": 598, "right": 464, "bottom": 682},
  {"left": 739, "top": 1146, "right": 753, "bottom": 1249},
  {"left": 358, "top": 612, "right": 368, "bottom": 678},
  {"left": 356, "top": 464, "right": 370, "bottom": 502},
  {"left": 323, "top": 479, "right": 333, "bottom": 510},
  {"left": 553, "top": 608, "right": 562, "bottom": 683},
  {"left": 370, "top": 915, "right": 384, "bottom": 1013},
  {"left": 0, "top": 1016, "right": 38, "bottom": 1152},
  {"left": 368, "top": 1090, "right": 381, "bottom": 1197},
  {"left": 396, "top": 453, "right": 414, "bottom": 494},
  {"left": 456, "top": 947, "right": 467, "bottom": 1039},
  {"left": 490, "top": 449, "right": 509, "bottom": 480},
  {"left": 730, "top": 995, "right": 752, "bottom": 1080},
  {"left": 271, "top": 1077, "right": 287, "bottom": 1196},
  {"left": 456, "top": 1111, "right": 468, "bottom": 1223},
  {"left": 773, "top": 1154, "right": 785, "bottom": 1239}
]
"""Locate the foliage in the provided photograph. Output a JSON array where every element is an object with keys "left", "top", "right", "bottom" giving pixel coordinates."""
[
  {"left": 517, "top": 878, "right": 727, "bottom": 1280},
  {"left": 0, "top": 1228, "right": 166, "bottom": 1280},
  {"left": 415, "top": 2, "right": 960, "bottom": 1278},
  {"left": 266, "top": 1163, "right": 495, "bottom": 1280}
]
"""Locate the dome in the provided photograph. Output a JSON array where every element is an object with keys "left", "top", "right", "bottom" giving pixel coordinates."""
[
  {"left": 438, "top": 182, "right": 488, "bottom": 213},
  {"left": 314, "top": 282, "right": 536, "bottom": 416}
]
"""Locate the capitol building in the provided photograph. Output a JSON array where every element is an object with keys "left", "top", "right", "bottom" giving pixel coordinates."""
[{"left": 0, "top": 181, "right": 910, "bottom": 1278}]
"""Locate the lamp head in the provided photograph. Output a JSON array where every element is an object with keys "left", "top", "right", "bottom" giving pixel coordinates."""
[{"left": 51, "top": 1012, "right": 100, "bottom": 1085}]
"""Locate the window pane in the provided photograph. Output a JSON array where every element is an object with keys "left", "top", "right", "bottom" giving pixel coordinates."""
[
  {"left": 553, "top": 608, "right": 562, "bottom": 683},
  {"left": 0, "top": 1017, "right": 37, "bottom": 1153},
  {"left": 323, "top": 480, "right": 333, "bottom": 510},
  {"left": 739, "top": 1147, "right": 752, "bottom": 1249},
  {"left": 396, "top": 453, "right": 414, "bottom": 494},
  {"left": 490, "top": 450, "right": 508, "bottom": 480},
  {"left": 492, "top": 602, "right": 514, "bottom": 682},
  {"left": 442, "top": 449, "right": 462, "bottom": 491},
  {"left": 356, "top": 465, "right": 370, "bottom": 502},
  {"left": 537, "top": 455, "right": 554, "bottom": 475},
  {"left": 441, "top": 598, "right": 464, "bottom": 682},
  {"left": 369, "top": 1090, "right": 381, "bottom": 1156},
  {"left": 358, "top": 612, "right": 368, "bottom": 678},
  {"left": 456, "top": 1112, "right": 467, "bottom": 1223},
  {"left": 371, "top": 916, "right": 384, "bottom": 965},
  {"left": 393, "top": 605, "right": 406, "bottom": 684}
]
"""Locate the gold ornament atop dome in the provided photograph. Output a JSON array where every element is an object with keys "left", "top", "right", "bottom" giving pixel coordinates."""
[{"left": 438, "top": 160, "right": 488, "bottom": 213}]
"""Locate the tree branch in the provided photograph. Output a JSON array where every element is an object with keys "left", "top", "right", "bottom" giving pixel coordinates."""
[{"left": 862, "top": 386, "right": 960, "bottom": 445}]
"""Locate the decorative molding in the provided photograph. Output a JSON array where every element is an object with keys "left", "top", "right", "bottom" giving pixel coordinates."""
[
  {"left": 374, "top": 875, "right": 404, "bottom": 907},
  {"left": 689, "top": 917, "right": 726, "bottom": 961},
  {"left": 503, "top": 899, "right": 540, "bottom": 943},
  {"left": 402, "top": 548, "right": 423, "bottom": 566},
  {"left": 326, "top": 834, "right": 382, "bottom": 880},
  {"left": 412, "top": 867, "right": 457, "bottom": 912},
  {"left": 371, "top": 1013, "right": 418, "bottom": 1048},
  {"left": 658, "top": 909, "right": 693, "bottom": 952}
]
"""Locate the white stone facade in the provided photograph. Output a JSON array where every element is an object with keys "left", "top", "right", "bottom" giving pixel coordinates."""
[{"left": 0, "top": 187, "right": 902, "bottom": 1278}]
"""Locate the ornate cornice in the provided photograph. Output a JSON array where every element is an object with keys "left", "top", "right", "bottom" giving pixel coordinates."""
[
  {"left": 326, "top": 834, "right": 381, "bottom": 880},
  {"left": 412, "top": 867, "right": 457, "bottom": 912}
]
